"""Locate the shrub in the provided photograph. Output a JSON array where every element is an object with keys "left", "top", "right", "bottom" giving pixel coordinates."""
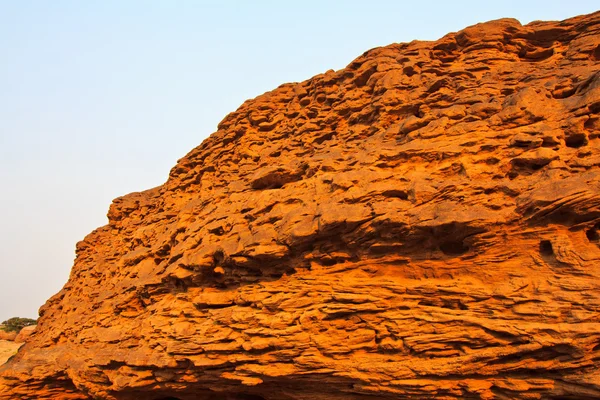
[{"left": 0, "top": 317, "right": 37, "bottom": 333}]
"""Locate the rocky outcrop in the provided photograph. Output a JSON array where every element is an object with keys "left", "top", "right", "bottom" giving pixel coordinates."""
[
  {"left": 13, "top": 326, "right": 36, "bottom": 344},
  {"left": 0, "top": 342, "right": 22, "bottom": 367},
  {"left": 0, "top": 326, "right": 33, "bottom": 368},
  {"left": 0, "top": 325, "right": 36, "bottom": 347},
  {"left": 0, "top": 332, "right": 17, "bottom": 343},
  {"left": 2, "top": 11, "right": 600, "bottom": 400}
]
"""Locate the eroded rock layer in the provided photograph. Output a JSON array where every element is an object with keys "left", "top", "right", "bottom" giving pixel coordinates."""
[{"left": 2, "top": 12, "right": 600, "bottom": 400}]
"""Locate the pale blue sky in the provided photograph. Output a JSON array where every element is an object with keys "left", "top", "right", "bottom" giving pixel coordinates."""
[{"left": 0, "top": 1, "right": 598, "bottom": 321}]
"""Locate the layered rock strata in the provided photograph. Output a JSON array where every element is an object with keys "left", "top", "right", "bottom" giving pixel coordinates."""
[{"left": 2, "top": 11, "right": 600, "bottom": 400}]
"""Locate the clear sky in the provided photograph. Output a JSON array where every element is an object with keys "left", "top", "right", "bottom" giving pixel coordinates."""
[{"left": 0, "top": 1, "right": 598, "bottom": 322}]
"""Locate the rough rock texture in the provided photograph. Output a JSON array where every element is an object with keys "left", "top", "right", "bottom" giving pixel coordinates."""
[
  {"left": 0, "top": 332, "right": 17, "bottom": 343},
  {"left": 0, "top": 326, "right": 37, "bottom": 346},
  {"left": 13, "top": 326, "right": 37, "bottom": 345},
  {"left": 0, "top": 342, "right": 22, "bottom": 367},
  {"left": 2, "top": 12, "right": 600, "bottom": 400}
]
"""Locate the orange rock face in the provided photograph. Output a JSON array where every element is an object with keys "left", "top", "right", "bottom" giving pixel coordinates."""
[
  {"left": 0, "top": 332, "right": 17, "bottom": 343},
  {"left": 13, "top": 326, "right": 37, "bottom": 345},
  {"left": 2, "top": 12, "right": 600, "bottom": 400}
]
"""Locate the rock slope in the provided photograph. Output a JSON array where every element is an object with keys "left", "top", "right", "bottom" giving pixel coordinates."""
[
  {"left": 0, "top": 342, "right": 21, "bottom": 367},
  {"left": 2, "top": 11, "right": 600, "bottom": 400}
]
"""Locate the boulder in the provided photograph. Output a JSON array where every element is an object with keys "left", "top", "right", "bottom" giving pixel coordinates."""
[{"left": 14, "top": 326, "right": 36, "bottom": 344}]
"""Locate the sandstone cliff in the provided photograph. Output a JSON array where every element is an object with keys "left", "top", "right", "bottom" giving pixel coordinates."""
[{"left": 2, "top": 12, "right": 600, "bottom": 400}]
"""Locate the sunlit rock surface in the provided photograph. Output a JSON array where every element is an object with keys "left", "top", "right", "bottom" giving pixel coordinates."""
[{"left": 1, "top": 11, "right": 600, "bottom": 400}]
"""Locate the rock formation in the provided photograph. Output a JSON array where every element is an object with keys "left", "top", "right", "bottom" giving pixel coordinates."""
[
  {"left": 13, "top": 326, "right": 36, "bottom": 345},
  {"left": 2, "top": 11, "right": 600, "bottom": 400},
  {"left": 0, "top": 325, "right": 34, "bottom": 367},
  {"left": 0, "top": 342, "right": 21, "bottom": 368},
  {"left": 0, "top": 326, "right": 36, "bottom": 347},
  {"left": 0, "top": 332, "right": 17, "bottom": 343}
]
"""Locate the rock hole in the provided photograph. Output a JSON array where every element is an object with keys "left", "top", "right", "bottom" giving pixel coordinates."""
[
  {"left": 320, "top": 257, "right": 338, "bottom": 267},
  {"left": 245, "top": 395, "right": 266, "bottom": 400},
  {"left": 426, "top": 78, "right": 449, "bottom": 94},
  {"left": 155, "top": 243, "right": 171, "bottom": 257},
  {"left": 530, "top": 163, "right": 544, "bottom": 171},
  {"left": 552, "top": 86, "right": 576, "bottom": 99},
  {"left": 592, "top": 44, "right": 600, "bottom": 61},
  {"left": 172, "top": 278, "right": 187, "bottom": 293},
  {"left": 354, "top": 64, "right": 377, "bottom": 87},
  {"left": 589, "top": 102, "right": 600, "bottom": 115},
  {"left": 542, "top": 136, "right": 560, "bottom": 147},
  {"left": 209, "top": 226, "right": 225, "bottom": 236},
  {"left": 520, "top": 47, "right": 554, "bottom": 61},
  {"left": 442, "top": 299, "right": 469, "bottom": 310},
  {"left": 586, "top": 227, "right": 599, "bottom": 242},
  {"left": 439, "top": 240, "right": 469, "bottom": 256},
  {"left": 584, "top": 116, "right": 598, "bottom": 130},
  {"left": 540, "top": 240, "right": 553, "bottom": 256},
  {"left": 511, "top": 157, "right": 553, "bottom": 174},
  {"left": 213, "top": 250, "right": 225, "bottom": 266},
  {"left": 234, "top": 395, "right": 267, "bottom": 400},
  {"left": 250, "top": 168, "right": 303, "bottom": 190},
  {"left": 565, "top": 133, "right": 587, "bottom": 148},
  {"left": 381, "top": 189, "right": 409, "bottom": 200},
  {"left": 313, "top": 131, "right": 335, "bottom": 145},
  {"left": 403, "top": 65, "right": 416, "bottom": 77},
  {"left": 168, "top": 253, "right": 183, "bottom": 264}
]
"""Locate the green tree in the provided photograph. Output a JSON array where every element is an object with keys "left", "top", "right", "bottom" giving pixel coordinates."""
[{"left": 0, "top": 317, "right": 37, "bottom": 333}]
